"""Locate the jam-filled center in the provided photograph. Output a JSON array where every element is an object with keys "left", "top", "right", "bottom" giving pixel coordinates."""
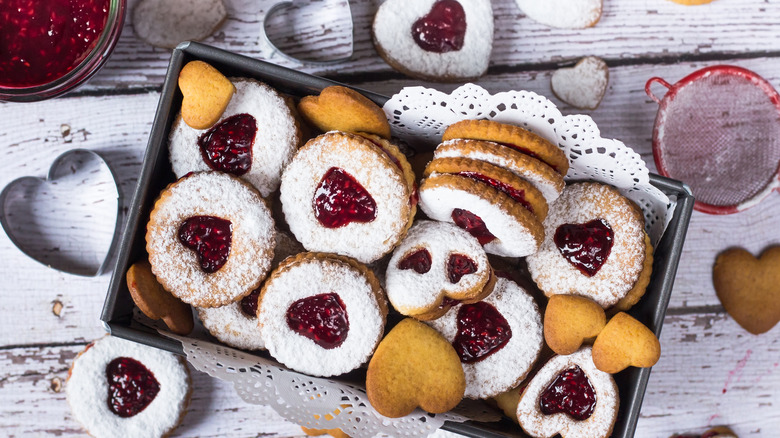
[
  {"left": 411, "top": 0, "right": 467, "bottom": 53},
  {"left": 447, "top": 253, "right": 477, "bottom": 283},
  {"left": 286, "top": 293, "right": 349, "bottom": 349},
  {"left": 554, "top": 219, "right": 614, "bottom": 277},
  {"left": 313, "top": 167, "right": 377, "bottom": 228},
  {"left": 456, "top": 171, "right": 534, "bottom": 213},
  {"left": 240, "top": 288, "right": 262, "bottom": 318},
  {"left": 451, "top": 208, "right": 497, "bottom": 245},
  {"left": 539, "top": 365, "right": 597, "bottom": 421},
  {"left": 106, "top": 357, "right": 160, "bottom": 418},
  {"left": 398, "top": 248, "right": 432, "bottom": 274},
  {"left": 178, "top": 216, "right": 233, "bottom": 273},
  {"left": 452, "top": 301, "right": 512, "bottom": 363},
  {"left": 198, "top": 113, "right": 257, "bottom": 176}
]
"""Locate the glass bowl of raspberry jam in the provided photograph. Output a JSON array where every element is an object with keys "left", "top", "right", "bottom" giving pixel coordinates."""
[{"left": 0, "top": 0, "right": 126, "bottom": 102}]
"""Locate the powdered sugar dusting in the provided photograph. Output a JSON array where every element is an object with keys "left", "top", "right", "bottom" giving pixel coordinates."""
[
  {"left": 515, "top": 0, "right": 602, "bottom": 29},
  {"left": 527, "top": 182, "right": 646, "bottom": 308},
  {"left": 427, "top": 277, "right": 543, "bottom": 399},
  {"left": 146, "top": 172, "right": 276, "bottom": 308},
  {"left": 516, "top": 347, "right": 618, "bottom": 438},
  {"left": 551, "top": 57, "right": 609, "bottom": 110},
  {"left": 66, "top": 336, "right": 190, "bottom": 438},
  {"left": 385, "top": 220, "right": 490, "bottom": 315},
  {"left": 169, "top": 78, "right": 300, "bottom": 197}
]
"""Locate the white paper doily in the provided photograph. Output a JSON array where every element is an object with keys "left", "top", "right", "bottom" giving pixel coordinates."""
[{"left": 384, "top": 84, "right": 674, "bottom": 245}]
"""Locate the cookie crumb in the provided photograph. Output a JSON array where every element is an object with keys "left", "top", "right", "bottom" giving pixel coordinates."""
[
  {"left": 50, "top": 377, "right": 62, "bottom": 393},
  {"left": 52, "top": 300, "right": 64, "bottom": 317}
]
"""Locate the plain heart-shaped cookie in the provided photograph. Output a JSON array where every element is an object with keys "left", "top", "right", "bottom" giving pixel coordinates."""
[
  {"left": 366, "top": 318, "right": 465, "bottom": 418},
  {"left": 713, "top": 247, "right": 780, "bottom": 335},
  {"left": 126, "top": 260, "right": 194, "bottom": 335},
  {"left": 515, "top": 0, "right": 602, "bottom": 29},
  {"left": 544, "top": 295, "right": 606, "bottom": 355},
  {"left": 178, "top": 60, "right": 235, "bottom": 130},
  {"left": 551, "top": 56, "right": 609, "bottom": 110},
  {"left": 298, "top": 86, "right": 391, "bottom": 139},
  {"left": 133, "top": 0, "right": 227, "bottom": 49},
  {"left": 592, "top": 312, "right": 660, "bottom": 374}
]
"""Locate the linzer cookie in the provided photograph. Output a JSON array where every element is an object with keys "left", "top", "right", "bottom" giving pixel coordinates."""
[
  {"left": 298, "top": 85, "right": 391, "bottom": 139},
  {"left": 516, "top": 347, "right": 618, "bottom": 438},
  {"left": 126, "top": 260, "right": 194, "bottom": 335},
  {"left": 372, "top": 0, "right": 494, "bottom": 82},
  {"left": 442, "top": 120, "right": 569, "bottom": 176},
  {"left": 146, "top": 172, "right": 276, "bottom": 308},
  {"left": 66, "top": 336, "right": 191, "bottom": 438},
  {"left": 169, "top": 76, "right": 302, "bottom": 197},
  {"left": 257, "top": 252, "right": 388, "bottom": 377},
  {"left": 514, "top": 0, "right": 602, "bottom": 29},
  {"left": 385, "top": 220, "right": 495, "bottom": 320},
  {"left": 418, "top": 173, "right": 544, "bottom": 258},
  {"left": 427, "top": 277, "right": 543, "bottom": 399},
  {"left": 527, "top": 182, "right": 651, "bottom": 309},
  {"left": 280, "top": 131, "right": 414, "bottom": 264}
]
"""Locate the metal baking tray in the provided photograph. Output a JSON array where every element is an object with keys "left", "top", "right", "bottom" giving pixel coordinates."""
[{"left": 101, "top": 41, "right": 695, "bottom": 438}]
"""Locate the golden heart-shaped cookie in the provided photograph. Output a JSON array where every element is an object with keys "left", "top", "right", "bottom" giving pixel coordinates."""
[
  {"left": 668, "top": 0, "right": 715, "bottom": 5},
  {"left": 366, "top": 318, "right": 465, "bottom": 418},
  {"left": 592, "top": 312, "right": 660, "bottom": 373},
  {"left": 178, "top": 60, "right": 235, "bottom": 129},
  {"left": 126, "top": 260, "right": 193, "bottom": 335},
  {"left": 713, "top": 247, "right": 780, "bottom": 335},
  {"left": 551, "top": 56, "right": 609, "bottom": 110},
  {"left": 298, "top": 86, "right": 391, "bottom": 139},
  {"left": 544, "top": 294, "right": 606, "bottom": 355}
]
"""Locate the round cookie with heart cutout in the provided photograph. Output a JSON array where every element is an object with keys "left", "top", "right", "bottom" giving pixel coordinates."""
[
  {"left": 372, "top": 0, "right": 494, "bottom": 82},
  {"left": 66, "top": 336, "right": 191, "bottom": 438}
]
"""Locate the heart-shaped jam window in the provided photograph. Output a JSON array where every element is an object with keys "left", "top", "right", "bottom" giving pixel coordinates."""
[
  {"left": 313, "top": 167, "right": 377, "bottom": 228},
  {"left": 411, "top": 0, "right": 466, "bottom": 53},
  {"left": 198, "top": 113, "right": 256, "bottom": 175},
  {"left": 451, "top": 208, "right": 496, "bottom": 245},
  {"left": 240, "top": 288, "right": 262, "bottom": 318},
  {"left": 106, "top": 357, "right": 160, "bottom": 418},
  {"left": 398, "top": 248, "right": 432, "bottom": 274},
  {"left": 178, "top": 215, "right": 232, "bottom": 273},
  {"left": 286, "top": 293, "right": 349, "bottom": 349},
  {"left": 539, "top": 365, "right": 596, "bottom": 421},
  {"left": 453, "top": 302, "right": 512, "bottom": 363},
  {"left": 447, "top": 253, "right": 477, "bottom": 283},
  {"left": 554, "top": 219, "right": 614, "bottom": 277}
]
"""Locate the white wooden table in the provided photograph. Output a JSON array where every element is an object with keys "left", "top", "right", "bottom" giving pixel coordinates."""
[{"left": 1, "top": 0, "right": 779, "bottom": 436}]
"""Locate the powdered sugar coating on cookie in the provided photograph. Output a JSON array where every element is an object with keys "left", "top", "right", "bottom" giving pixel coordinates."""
[
  {"left": 515, "top": 0, "right": 602, "bottom": 29},
  {"left": 386, "top": 220, "right": 491, "bottom": 316},
  {"left": 526, "top": 182, "right": 646, "bottom": 308},
  {"left": 66, "top": 336, "right": 191, "bottom": 438},
  {"left": 169, "top": 78, "right": 300, "bottom": 197},
  {"left": 427, "top": 277, "right": 543, "bottom": 399},
  {"left": 280, "top": 132, "right": 411, "bottom": 264},
  {"left": 258, "top": 255, "right": 386, "bottom": 377},
  {"left": 516, "top": 347, "right": 618, "bottom": 438},
  {"left": 146, "top": 172, "right": 276, "bottom": 308}
]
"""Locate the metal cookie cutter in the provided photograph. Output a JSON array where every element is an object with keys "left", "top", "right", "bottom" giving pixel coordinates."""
[{"left": 261, "top": 0, "right": 354, "bottom": 65}]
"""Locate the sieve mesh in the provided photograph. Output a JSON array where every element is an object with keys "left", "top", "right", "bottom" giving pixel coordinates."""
[{"left": 655, "top": 68, "right": 780, "bottom": 209}]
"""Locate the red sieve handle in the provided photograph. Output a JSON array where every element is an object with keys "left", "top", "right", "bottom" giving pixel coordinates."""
[{"left": 645, "top": 77, "right": 672, "bottom": 104}]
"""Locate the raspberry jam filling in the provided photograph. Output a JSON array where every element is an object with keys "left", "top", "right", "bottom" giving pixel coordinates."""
[
  {"left": 313, "top": 167, "right": 377, "bottom": 228},
  {"left": 198, "top": 113, "right": 256, "bottom": 176},
  {"left": 411, "top": 0, "right": 467, "bottom": 53},
  {"left": 178, "top": 216, "right": 233, "bottom": 273},
  {"left": 554, "top": 219, "right": 614, "bottom": 277},
  {"left": 106, "top": 357, "right": 160, "bottom": 418},
  {"left": 240, "top": 288, "right": 262, "bottom": 318},
  {"left": 0, "top": 0, "right": 109, "bottom": 88},
  {"left": 452, "top": 302, "right": 512, "bottom": 363},
  {"left": 447, "top": 253, "right": 477, "bottom": 283},
  {"left": 286, "top": 293, "right": 349, "bottom": 349},
  {"left": 440, "top": 296, "right": 461, "bottom": 309},
  {"left": 539, "top": 365, "right": 596, "bottom": 421},
  {"left": 451, "top": 208, "right": 497, "bottom": 245},
  {"left": 456, "top": 171, "right": 534, "bottom": 213},
  {"left": 398, "top": 248, "right": 432, "bottom": 274}
]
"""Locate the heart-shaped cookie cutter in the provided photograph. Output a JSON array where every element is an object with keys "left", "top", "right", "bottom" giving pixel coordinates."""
[
  {"left": 261, "top": 0, "right": 353, "bottom": 64},
  {"left": 0, "top": 149, "right": 122, "bottom": 276}
]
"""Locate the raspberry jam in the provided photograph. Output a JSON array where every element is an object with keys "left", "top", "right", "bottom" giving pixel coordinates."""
[
  {"left": 198, "top": 113, "right": 256, "bottom": 176},
  {"left": 240, "top": 288, "right": 262, "bottom": 318},
  {"left": 447, "top": 253, "right": 477, "bottom": 283},
  {"left": 539, "top": 365, "right": 596, "bottom": 421},
  {"left": 456, "top": 171, "right": 534, "bottom": 213},
  {"left": 178, "top": 216, "right": 233, "bottom": 274},
  {"left": 452, "top": 302, "right": 512, "bottom": 363},
  {"left": 412, "top": 0, "right": 467, "bottom": 53},
  {"left": 398, "top": 248, "right": 432, "bottom": 274},
  {"left": 554, "top": 219, "right": 614, "bottom": 277},
  {"left": 497, "top": 142, "right": 541, "bottom": 162},
  {"left": 0, "top": 0, "right": 109, "bottom": 88},
  {"left": 106, "top": 357, "right": 160, "bottom": 418},
  {"left": 286, "top": 293, "right": 349, "bottom": 349},
  {"left": 451, "top": 208, "right": 497, "bottom": 245},
  {"left": 313, "top": 167, "right": 377, "bottom": 228}
]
